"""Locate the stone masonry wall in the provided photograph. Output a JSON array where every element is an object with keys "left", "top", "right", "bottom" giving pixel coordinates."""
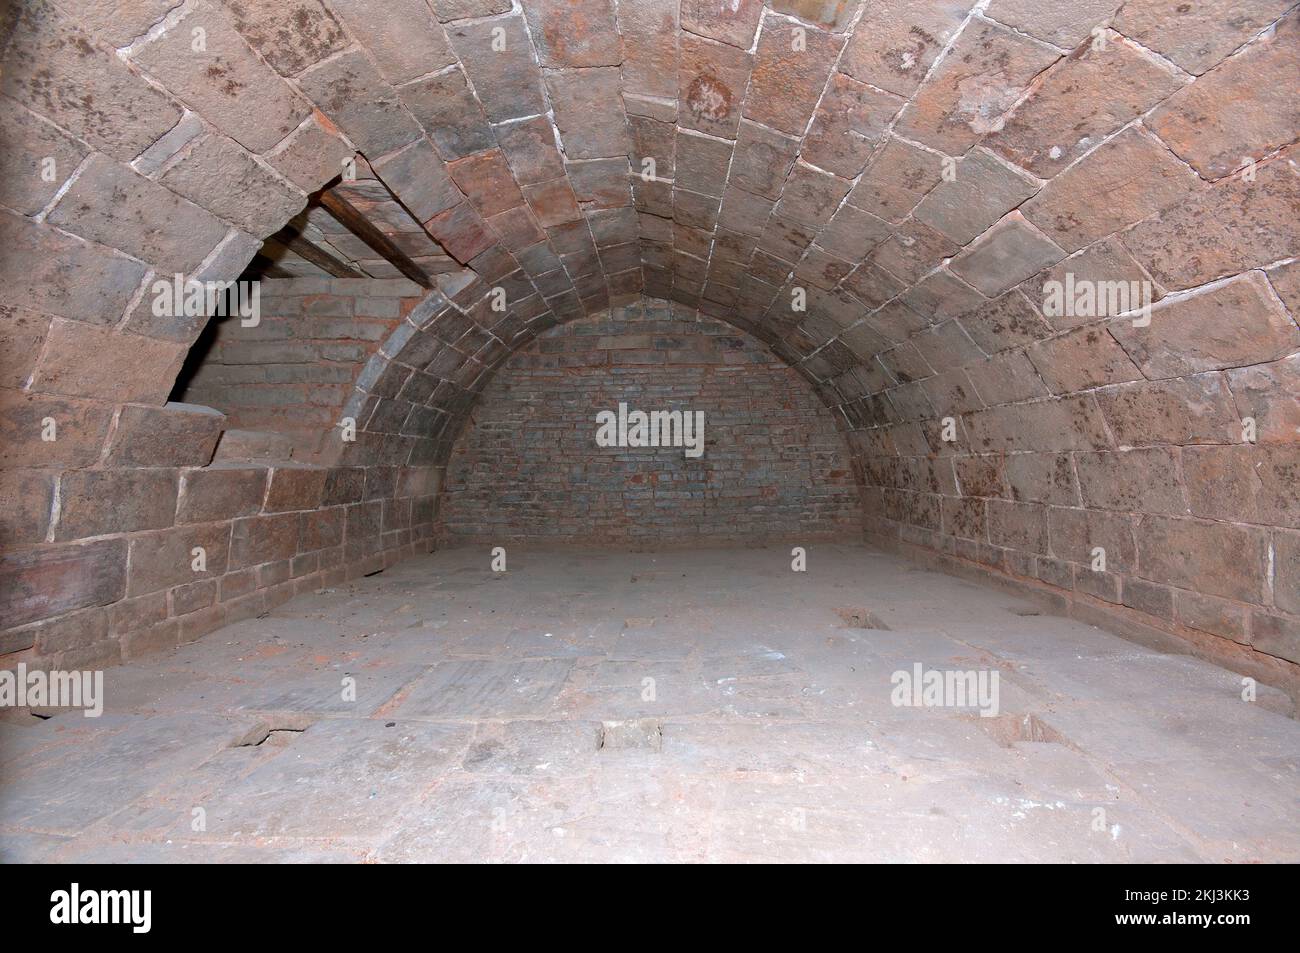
[
  {"left": 178, "top": 277, "right": 425, "bottom": 459},
  {"left": 0, "top": 274, "right": 443, "bottom": 672},
  {"left": 2, "top": 0, "right": 1297, "bottom": 692},
  {"left": 439, "top": 299, "right": 863, "bottom": 542}
]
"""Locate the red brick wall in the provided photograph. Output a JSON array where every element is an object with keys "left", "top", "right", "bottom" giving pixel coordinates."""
[{"left": 438, "top": 300, "right": 863, "bottom": 543}]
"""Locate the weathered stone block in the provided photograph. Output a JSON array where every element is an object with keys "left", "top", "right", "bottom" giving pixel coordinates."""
[
  {"left": 429, "top": 0, "right": 512, "bottom": 20},
  {"left": 299, "top": 507, "right": 345, "bottom": 552},
  {"left": 327, "top": 0, "right": 455, "bottom": 84},
  {"left": 224, "top": 0, "right": 348, "bottom": 76},
  {"left": 678, "top": 32, "right": 752, "bottom": 138},
  {"left": 1227, "top": 355, "right": 1300, "bottom": 445},
  {"left": 949, "top": 213, "right": 1066, "bottom": 298},
  {"left": 892, "top": 17, "right": 1060, "bottom": 155},
  {"left": 681, "top": 0, "right": 764, "bottom": 49},
  {"left": 985, "top": 0, "right": 1125, "bottom": 48},
  {"left": 1074, "top": 448, "right": 1188, "bottom": 515},
  {"left": 1250, "top": 611, "right": 1300, "bottom": 664},
  {"left": 1028, "top": 238, "right": 1161, "bottom": 332},
  {"left": 488, "top": 206, "right": 549, "bottom": 250},
  {"left": 774, "top": 162, "right": 852, "bottom": 227},
  {"left": 839, "top": 0, "right": 974, "bottom": 98},
  {"left": 48, "top": 155, "right": 228, "bottom": 273},
  {"left": 105, "top": 403, "right": 226, "bottom": 468},
  {"left": 913, "top": 148, "right": 1041, "bottom": 246},
  {"left": 372, "top": 138, "right": 462, "bottom": 223},
  {"left": 523, "top": 0, "right": 621, "bottom": 67},
  {"left": 448, "top": 149, "right": 526, "bottom": 218},
  {"left": 1004, "top": 453, "right": 1080, "bottom": 506},
  {"left": 987, "top": 500, "right": 1050, "bottom": 554},
  {"left": 493, "top": 117, "right": 566, "bottom": 187},
  {"left": 1276, "top": 530, "right": 1300, "bottom": 614},
  {"left": 0, "top": 392, "right": 115, "bottom": 470},
  {"left": 1027, "top": 325, "right": 1144, "bottom": 394},
  {"left": 0, "top": 211, "right": 148, "bottom": 326},
  {"left": 1094, "top": 375, "right": 1241, "bottom": 446},
  {"left": 963, "top": 350, "right": 1050, "bottom": 406},
  {"left": 228, "top": 512, "right": 299, "bottom": 569},
  {"left": 0, "top": 97, "right": 89, "bottom": 216},
  {"left": 177, "top": 466, "right": 268, "bottom": 524},
  {"left": 1048, "top": 506, "right": 1136, "bottom": 571},
  {"left": 55, "top": 469, "right": 178, "bottom": 541},
  {"left": 1146, "top": 11, "right": 1299, "bottom": 179},
  {"left": 128, "top": 523, "right": 231, "bottom": 596},
  {"left": 65, "top": 0, "right": 179, "bottom": 47},
  {"left": 546, "top": 68, "right": 630, "bottom": 159},
  {"left": 817, "top": 204, "right": 892, "bottom": 261},
  {"left": 1131, "top": 152, "right": 1298, "bottom": 291},
  {"left": 265, "top": 115, "right": 356, "bottom": 193},
  {"left": 445, "top": 15, "right": 546, "bottom": 123},
  {"left": 565, "top": 158, "right": 633, "bottom": 209},
  {"left": 0, "top": 470, "right": 56, "bottom": 546},
  {"left": 130, "top": 1, "right": 308, "bottom": 153},
  {"left": 1123, "top": 577, "right": 1175, "bottom": 620},
  {"left": 398, "top": 67, "right": 495, "bottom": 161},
  {"left": 160, "top": 133, "right": 305, "bottom": 238},
  {"left": 424, "top": 202, "right": 495, "bottom": 263},
  {"left": 1109, "top": 272, "right": 1298, "bottom": 380},
  {"left": 1136, "top": 515, "right": 1269, "bottom": 604},
  {"left": 0, "top": 538, "right": 127, "bottom": 630},
  {"left": 674, "top": 130, "right": 734, "bottom": 199},
  {"left": 803, "top": 73, "right": 902, "bottom": 178},
  {"left": 989, "top": 33, "right": 1186, "bottom": 178},
  {"left": 868, "top": 221, "right": 959, "bottom": 285},
  {"left": 743, "top": 17, "right": 845, "bottom": 136},
  {"left": 1112, "top": 0, "right": 1294, "bottom": 75},
  {"left": 1021, "top": 127, "right": 1202, "bottom": 254},
  {"left": 618, "top": 0, "right": 679, "bottom": 100},
  {"left": 846, "top": 137, "right": 944, "bottom": 224},
  {"left": 264, "top": 466, "right": 328, "bottom": 513},
  {"left": 4, "top": 0, "right": 182, "bottom": 160},
  {"left": 27, "top": 320, "right": 183, "bottom": 406},
  {"left": 296, "top": 49, "right": 423, "bottom": 159},
  {"left": 768, "top": 0, "right": 859, "bottom": 30},
  {"left": 966, "top": 395, "right": 1111, "bottom": 452}
]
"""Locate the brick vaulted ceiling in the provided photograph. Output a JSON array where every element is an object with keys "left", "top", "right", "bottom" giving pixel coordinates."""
[
  {"left": 1, "top": 0, "right": 1299, "bottom": 678},
  {"left": 4, "top": 0, "right": 1296, "bottom": 417}
]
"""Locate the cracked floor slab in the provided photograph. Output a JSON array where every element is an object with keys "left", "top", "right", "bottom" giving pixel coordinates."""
[{"left": 1, "top": 543, "right": 1296, "bottom": 863}]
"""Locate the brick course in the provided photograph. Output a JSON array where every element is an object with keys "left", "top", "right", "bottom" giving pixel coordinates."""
[
  {"left": 1, "top": 0, "right": 1297, "bottom": 691},
  {"left": 440, "top": 300, "right": 863, "bottom": 543}
]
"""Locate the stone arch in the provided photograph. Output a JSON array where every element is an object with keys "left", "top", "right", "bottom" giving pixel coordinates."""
[{"left": 0, "top": 0, "right": 1297, "bottom": 691}]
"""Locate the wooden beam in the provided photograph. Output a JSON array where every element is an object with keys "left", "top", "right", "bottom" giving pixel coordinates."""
[
  {"left": 319, "top": 188, "right": 433, "bottom": 288},
  {"left": 268, "top": 228, "right": 365, "bottom": 278}
]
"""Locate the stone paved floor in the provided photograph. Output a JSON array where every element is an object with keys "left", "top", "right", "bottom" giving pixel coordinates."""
[{"left": 2, "top": 544, "right": 1297, "bottom": 863}]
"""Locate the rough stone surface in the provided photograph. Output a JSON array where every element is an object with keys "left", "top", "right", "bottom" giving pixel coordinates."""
[
  {"left": 2, "top": 545, "right": 1298, "bottom": 863},
  {"left": 3, "top": 0, "right": 1298, "bottom": 757},
  {"left": 1112, "top": 0, "right": 1295, "bottom": 75},
  {"left": 130, "top": 1, "right": 308, "bottom": 153},
  {"left": 1145, "top": 11, "right": 1300, "bottom": 179},
  {"left": 988, "top": 33, "right": 1187, "bottom": 178},
  {"left": 892, "top": 18, "right": 1061, "bottom": 155}
]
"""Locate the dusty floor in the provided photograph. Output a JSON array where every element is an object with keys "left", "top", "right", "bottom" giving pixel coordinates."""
[{"left": 1, "top": 543, "right": 1297, "bottom": 863}]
